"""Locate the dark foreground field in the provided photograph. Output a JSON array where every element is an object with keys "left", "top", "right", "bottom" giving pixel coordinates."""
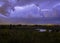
[
  {"left": 0, "top": 25, "right": 60, "bottom": 43},
  {"left": 0, "top": 29, "right": 60, "bottom": 43}
]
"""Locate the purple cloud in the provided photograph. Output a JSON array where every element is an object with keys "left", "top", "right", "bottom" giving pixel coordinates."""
[{"left": 0, "top": 0, "right": 60, "bottom": 24}]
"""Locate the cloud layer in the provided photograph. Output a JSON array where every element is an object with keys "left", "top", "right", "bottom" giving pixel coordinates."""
[{"left": 0, "top": 0, "right": 60, "bottom": 24}]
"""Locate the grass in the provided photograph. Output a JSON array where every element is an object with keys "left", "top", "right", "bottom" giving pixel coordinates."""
[{"left": 0, "top": 29, "right": 60, "bottom": 43}]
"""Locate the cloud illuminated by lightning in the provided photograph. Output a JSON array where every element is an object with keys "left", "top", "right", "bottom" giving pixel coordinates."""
[
  {"left": 0, "top": 0, "right": 60, "bottom": 24},
  {"left": 53, "top": 3, "right": 60, "bottom": 8}
]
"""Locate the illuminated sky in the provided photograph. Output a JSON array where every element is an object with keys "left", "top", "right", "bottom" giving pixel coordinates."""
[{"left": 0, "top": 0, "right": 60, "bottom": 24}]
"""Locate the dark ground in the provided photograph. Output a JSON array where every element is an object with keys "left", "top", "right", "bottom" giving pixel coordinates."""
[{"left": 0, "top": 29, "right": 60, "bottom": 43}]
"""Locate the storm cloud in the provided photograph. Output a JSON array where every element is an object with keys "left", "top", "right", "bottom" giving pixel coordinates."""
[{"left": 0, "top": 0, "right": 60, "bottom": 24}]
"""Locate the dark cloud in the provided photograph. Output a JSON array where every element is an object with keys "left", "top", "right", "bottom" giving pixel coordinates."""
[{"left": 7, "top": 17, "right": 60, "bottom": 24}]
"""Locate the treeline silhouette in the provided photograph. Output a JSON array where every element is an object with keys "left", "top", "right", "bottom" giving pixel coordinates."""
[{"left": 0, "top": 24, "right": 60, "bottom": 32}]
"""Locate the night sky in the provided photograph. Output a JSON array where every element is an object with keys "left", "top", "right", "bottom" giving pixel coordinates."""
[{"left": 0, "top": 0, "right": 60, "bottom": 25}]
